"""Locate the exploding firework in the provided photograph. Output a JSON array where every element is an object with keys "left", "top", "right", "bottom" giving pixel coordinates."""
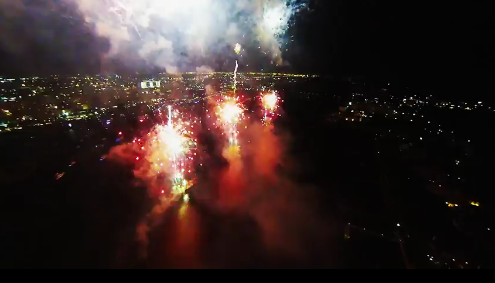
[
  {"left": 216, "top": 97, "right": 244, "bottom": 146},
  {"left": 133, "top": 105, "right": 197, "bottom": 198},
  {"left": 262, "top": 92, "right": 279, "bottom": 111},
  {"left": 261, "top": 91, "right": 280, "bottom": 124},
  {"left": 234, "top": 43, "right": 242, "bottom": 55}
]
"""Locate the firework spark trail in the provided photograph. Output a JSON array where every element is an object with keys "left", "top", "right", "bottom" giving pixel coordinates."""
[
  {"left": 233, "top": 43, "right": 241, "bottom": 96},
  {"left": 233, "top": 60, "right": 239, "bottom": 95},
  {"left": 167, "top": 105, "right": 172, "bottom": 127},
  {"left": 214, "top": 43, "right": 244, "bottom": 147},
  {"left": 108, "top": 0, "right": 141, "bottom": 38}
]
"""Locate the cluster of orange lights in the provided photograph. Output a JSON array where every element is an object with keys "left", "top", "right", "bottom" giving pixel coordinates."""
[
  {"left": 216, "top": 97, "right": 245, "bottom": 145},
  {"left": 131, "top": 106, "right": 199, "bottom": 197},
  {"left": 127, "top": 92, "right": 281, "bottom": 197},
  {"left": 260, "top": 91, "right": 280, "bottom": 124},
  {"left": 262, "top": 92, "right": 279, "bottom": 111}
]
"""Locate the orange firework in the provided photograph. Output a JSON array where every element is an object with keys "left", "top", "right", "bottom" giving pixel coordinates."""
[
  {"left": 261, "top": 91, "right": 280, "bottom": 124},
  {"left": 219, "top": 100, "right": 243, "bottom": 124},
  {"left": 216, "top": 97, "right": 245, "bottom": 146},
  {"left": 262, "top": 92, "right": 279, "bottom": 111},
  {"left": 133, "top": 105, "right": 198, "bottom": 198}
]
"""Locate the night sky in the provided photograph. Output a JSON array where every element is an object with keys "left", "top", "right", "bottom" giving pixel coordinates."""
[{"left": 0, "top": 0, "right": 493, "bottom": 100}]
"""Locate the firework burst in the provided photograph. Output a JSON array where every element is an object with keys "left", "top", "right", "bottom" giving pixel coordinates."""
[
  {"left": 133, "top": 105, "right": 197, "bottom": 199},
  {"left": 216, "top": 97, "right": 245, "bottom": 146},
  {"left": 260, "top": 91, "right": 280, "bottom": 124}
]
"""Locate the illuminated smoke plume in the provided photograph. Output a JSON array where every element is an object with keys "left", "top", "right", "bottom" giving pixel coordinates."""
[
  {"left": 189, "top": 88, "right": 330, "bottom": 263},
  {"left": 211, "top": 120, "right": 331, "bottom": 262},
  {"left": 199, "top": 89, "right": 329, "bottom": 261},
  {"left": 108, "top": 86, "right": 331, "bottom": 265},
  {"left": 71, "top": 0, "right": 306, "bottom": 72},
  {"left": 108, "top": 106, "right": 198, "bottom": 258}
]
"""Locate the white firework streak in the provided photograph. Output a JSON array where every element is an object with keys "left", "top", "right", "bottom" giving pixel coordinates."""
[{"left": 234, "top": 60, "right": 239, "bottom": 94}]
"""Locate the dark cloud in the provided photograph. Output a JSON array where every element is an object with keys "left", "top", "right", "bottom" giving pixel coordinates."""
[{"left": 0, "top": 0, "right": 108, "bottom": 75}]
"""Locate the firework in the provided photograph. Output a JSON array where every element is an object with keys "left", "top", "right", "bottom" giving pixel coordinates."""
[
  {"left": 220, "top": 100, "right": 243, "bottom": 124},
  {"left": 233, "top": 60, "right": 239, "bottom": 93},
  {"left": 135, "top": 105, "right": 197, "bottom": 197},
  {"left": 261, "top": 91, "right": 280, "bottom": 124},
  {"left": 216, "top": 97, "right": 244, "bottom": 146},
  {"left": 234, "top": 43, "right": 242, "bottom": 55},
  {"left": 262, "top": 92, "right": 279, "bottom": 111}
]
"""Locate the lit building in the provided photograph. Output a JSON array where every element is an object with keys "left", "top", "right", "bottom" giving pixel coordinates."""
[{"left": 140, "top": 80, "right": 161, "bottom": 89}]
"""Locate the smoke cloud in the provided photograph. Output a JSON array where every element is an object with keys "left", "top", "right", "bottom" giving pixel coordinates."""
[
  {"left": 71, "top": 0, "right": 305, "bottom": 73},
  {"left": 0, "top": 0, "right": 108, "bottom": 75},
  {"left": 214, "top": 121, "right": 331, "bottom": 260},
  {"left": 196, "top": 65, "right": 214, "bottom": 74},
  {"left": 108, "top": 134, "right": 182, "bottom": 258}
]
